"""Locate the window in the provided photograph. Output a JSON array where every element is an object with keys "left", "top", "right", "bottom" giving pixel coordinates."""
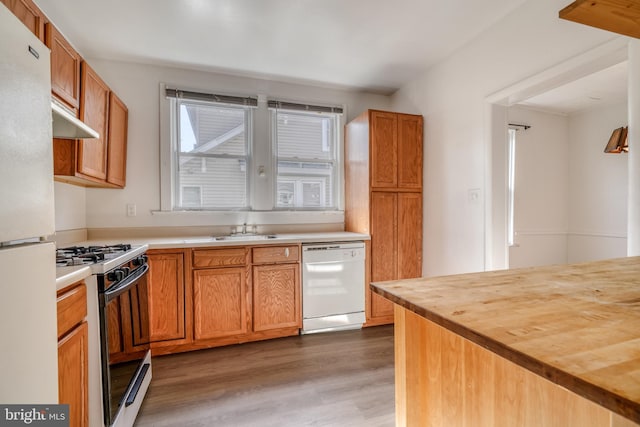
[
  {"left": 166, "top": 89, "right": 256, "bottom": 210},
  {"left": 507, "top": 128, "right": 517, "bottom": 246},
  {"left": 270, "top": 105, "right": 341, "bottom": 209},
  {"left": 180, "top": 185, "right": 202, "bottom": 208},
  {"left": 162, "top": 87, "right": 344, "bottom": 213}
]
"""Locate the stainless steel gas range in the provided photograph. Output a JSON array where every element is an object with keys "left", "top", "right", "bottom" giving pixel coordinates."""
[{"left": 57, "top": 243, "right": 152, "bottom": 427}]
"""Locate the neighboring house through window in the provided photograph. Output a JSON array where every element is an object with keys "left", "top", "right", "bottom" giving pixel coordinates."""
[
  {"left": 166, "top": 89, "right": 255, "bottom": 210},
  {"left": 163, "top": 87, "right": 343, "bottom": 212},
  {"left": 270, "top": 102, "right": 341, "bottom": 210}
]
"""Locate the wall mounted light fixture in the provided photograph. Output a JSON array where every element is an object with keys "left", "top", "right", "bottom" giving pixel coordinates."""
[{"left": 604, "top": 126, "right": 628, "bottom": 153}]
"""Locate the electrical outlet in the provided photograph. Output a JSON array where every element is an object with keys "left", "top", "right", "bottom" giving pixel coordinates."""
[
  {"left": 126, "top": 203, "right": 137, "bottom": 217},
  {"left": 468, "top": 188, "right": 481, "bottom": 205}
]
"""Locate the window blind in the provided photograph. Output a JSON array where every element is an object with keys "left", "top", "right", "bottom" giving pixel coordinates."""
[
  {"left": 166, "top": 88, "right": 258, "bottom": 107},
  {"left": 267, "top": 100, "right": 343, "bottom": 114}
]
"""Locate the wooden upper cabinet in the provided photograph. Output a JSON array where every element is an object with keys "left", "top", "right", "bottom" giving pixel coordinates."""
[
  {"left": 45, "top": 23, "right": 81, "bottom": 114},
  {"left": 3, "top": 0, "right": 47, "bottom": 42},
  {"left": 79, "top": 62, "right": 109, "bottom": 181},
  {"left": 370, "top": 111, "right": 398, "bottom": 188},
  {"left": 107, "top": 92, "right": 128, "bottom": 187},
  {"left": 370, "top": 110, "right": 423, "bottom": 190},
  {"left": 398, "top": 114, "right": 423, "bottom": 190}
]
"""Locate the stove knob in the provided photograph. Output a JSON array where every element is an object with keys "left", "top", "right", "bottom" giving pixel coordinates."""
[
  {"left": 121, "top": 266, "right": 131, "bottom": 277},
  {"left": 107, "top": 269, "right": 126, "bottom": 282},
  {"left": 132, "top": 255, "right": 147, "bottom": 267}
]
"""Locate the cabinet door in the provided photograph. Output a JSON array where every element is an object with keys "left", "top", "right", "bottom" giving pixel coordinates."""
[
  {"left": 398, "top": 192, "right": 423, "bottom": 279},
  {"left": 193, "top": 267, "right": 248, "bottom": 340},
  {"left": 5, "top": 0, "right": 46, "bottom": 42},
  {"left": 148, "top": 252, "right": 185, "bottom": 342},
  {"left": 253, "top": 264, "right": 300, "bottom": 332},
  {"left": 58, "top": 322, "right": 88, "bottom": 427},
  {"left": 370, "top": 111, "right": 398, "bottom": 189},
  {"left": 45, "top": 23, "right": 81, "bottom": 114},
  {"left": 106, "top": 92, "right": 128, "bottom": 187},
  {"left": 79, "top": 62, "right": 109, "bottom": 180},
  {"left": 370, "top": 192, "right": 398, "bottom": 318},
  {"left": 397, "top": 114, "right": 423, "bottom": 190}
]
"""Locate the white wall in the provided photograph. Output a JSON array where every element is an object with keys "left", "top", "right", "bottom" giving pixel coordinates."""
[
  {"left": 567, "top": 101, "right": 628, "bottom": 262},
  {"left": 508, "top": 106, "right": 569, "bottom": 268},
  {"left": 54, "top": 61, "right": 390, "bottom": 231},
  {"left": 54, "top": 181, "right": 86, "bottom": 231},
  {"left": 391, "top": 0, "right": 618, "bottom": 277}
]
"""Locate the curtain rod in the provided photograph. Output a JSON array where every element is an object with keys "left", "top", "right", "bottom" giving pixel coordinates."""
[{"left": 509, "top": 123, "right": 531, "bottom": 130}]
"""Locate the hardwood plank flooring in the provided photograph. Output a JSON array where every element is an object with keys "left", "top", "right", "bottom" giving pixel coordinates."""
[{"left": 135, "top": 326, "right": 394, "bottom": 427}]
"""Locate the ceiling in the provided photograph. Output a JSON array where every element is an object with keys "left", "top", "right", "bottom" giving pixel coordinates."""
[
  {"left": 35, "top": 0, "right": 526, "bottom": 94},
  {"left": 517, "top": 61, "right": 628, "bottom": 115}
]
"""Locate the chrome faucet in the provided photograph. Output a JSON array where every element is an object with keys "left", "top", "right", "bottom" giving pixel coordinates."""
[{"left": 232, "top": 223, "right": 256, "bottom": 235}]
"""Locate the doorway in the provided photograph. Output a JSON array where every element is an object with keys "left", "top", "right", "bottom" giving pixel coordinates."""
[{"left": 485, "top": 38, "right": 630, "bottom": 270}]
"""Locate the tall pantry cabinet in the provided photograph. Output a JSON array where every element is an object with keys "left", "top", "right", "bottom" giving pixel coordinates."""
[{"left": 345, "top": 110, "right": 423, "bottom": 326}]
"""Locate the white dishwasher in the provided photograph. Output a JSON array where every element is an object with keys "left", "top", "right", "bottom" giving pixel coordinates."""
[{"left": 301, "top": 242, "right": 366, "bottom": 334}]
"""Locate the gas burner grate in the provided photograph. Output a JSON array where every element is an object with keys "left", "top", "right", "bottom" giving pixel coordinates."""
[{"left": 56, "top": 244, "right": 134, "bottom": 267}]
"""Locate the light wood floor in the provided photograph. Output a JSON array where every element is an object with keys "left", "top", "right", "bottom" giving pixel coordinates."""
[{"left": 135, "top": 326, "right": 395, "bottom": 427}]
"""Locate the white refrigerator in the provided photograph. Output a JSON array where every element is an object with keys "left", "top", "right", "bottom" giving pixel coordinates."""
[{"left": 0, "top": 4, "right": 59, "bottom": 403}]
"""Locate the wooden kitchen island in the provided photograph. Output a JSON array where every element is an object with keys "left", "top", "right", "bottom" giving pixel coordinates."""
[{"left": 371, "top": 257, "right": 640, "bottom": 427}]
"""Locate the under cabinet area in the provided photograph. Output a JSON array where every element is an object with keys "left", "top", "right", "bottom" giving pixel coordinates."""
[{"left": 57, "top": 281, "right": 88, "bottom": 427}]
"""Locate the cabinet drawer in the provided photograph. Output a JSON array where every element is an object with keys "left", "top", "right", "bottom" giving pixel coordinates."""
[
  {"left": 193, "top": 248, "right": 247, "bottom": 268},
  {"left": 252, "top": 246, "right": 300, "bottom": 264},
  {"left": 57, "top": 281, "right": 87, "bottom": 339}
]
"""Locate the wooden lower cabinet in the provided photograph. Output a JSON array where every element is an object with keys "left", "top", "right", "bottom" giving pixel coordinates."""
[
  {"left": 147, "top": 250, "right": 186, "bottom": 343},
  {"left": 57, "top": 281, "right": 88, "bottom": 427},
  {"left": 150, "top": 245, "right": 302, "bottom": 355},
  {"left": 193, "top": 267, "right": 248, "bottom": 340},
  {"left": 253, "top": 263, "right": 300, "bottom": 332},
  {"left": 370, "top": 192, "right": 398, "bottom": 321},
  {"left": 58, "top": 322, "right": 88, "bottom": 427},
  {"left": 368, "top": 191, "right": 423, "bottom": 325}
]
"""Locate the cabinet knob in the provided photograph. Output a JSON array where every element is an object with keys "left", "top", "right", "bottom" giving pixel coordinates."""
[{"left": 284, "top": 248, "right": 290, "bottom": 257}]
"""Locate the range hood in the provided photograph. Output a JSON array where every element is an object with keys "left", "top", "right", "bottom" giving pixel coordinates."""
[{"left": 51, "top": 100, "right": 99, "bottom": 139}]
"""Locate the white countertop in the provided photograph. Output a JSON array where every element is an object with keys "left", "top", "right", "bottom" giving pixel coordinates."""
[
  {"left": 55, "top": 232, "right": 368, "bottom": 289},
  {"left": 56, "top": 265, "right": 92, "bottom": 291},
  {"left": 71, "top": 231, "right": 370, "bottom": 250}
]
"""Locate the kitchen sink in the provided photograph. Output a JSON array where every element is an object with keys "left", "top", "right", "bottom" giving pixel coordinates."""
[{"left": 212, "top": 234, "right": 278, "bottom": 241}]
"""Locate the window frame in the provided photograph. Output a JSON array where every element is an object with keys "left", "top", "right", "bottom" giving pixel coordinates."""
[
  {"left": 159, "top": 83, "right": 346, "bottom": 216},
  {"left": 507, "top": 127, "right": 517, "bottom": 247},
  {"left": 270, "top": 107, "right": 342, "bottom": 211},
  {"left": 170, "top": 96, "right": 254, "bottom": 211}
]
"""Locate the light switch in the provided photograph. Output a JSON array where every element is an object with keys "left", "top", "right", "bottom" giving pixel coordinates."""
[{"left": 468, "top": 188, "right": 481, "bottom": 205}]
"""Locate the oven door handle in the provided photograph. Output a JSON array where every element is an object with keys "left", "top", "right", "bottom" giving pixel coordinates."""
[{"left": 104, "top": 264, "right": 149, "bottom": 303}]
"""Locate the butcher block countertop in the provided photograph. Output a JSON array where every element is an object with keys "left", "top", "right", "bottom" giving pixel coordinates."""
[{"left": 371, "top": 256, "right": 640, "bottom": 423}]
